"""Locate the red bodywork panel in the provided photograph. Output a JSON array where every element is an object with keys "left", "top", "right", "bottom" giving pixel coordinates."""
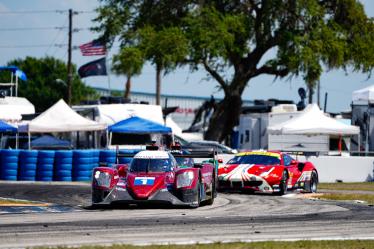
[{"left": 126, "top": 172, "right": 171, "bottom": 199}]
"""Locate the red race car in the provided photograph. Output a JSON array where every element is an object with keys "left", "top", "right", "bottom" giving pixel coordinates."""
[
  {"left": 218, "top": 151, "right": 318, "bottom": 195},
  {"left": 92, "top": 147, "right": 217, "bottom": 208}
]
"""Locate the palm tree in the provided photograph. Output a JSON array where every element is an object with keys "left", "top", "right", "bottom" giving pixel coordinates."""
[{"left": 112, "top": 47, "right": 144, "bottom": 99}]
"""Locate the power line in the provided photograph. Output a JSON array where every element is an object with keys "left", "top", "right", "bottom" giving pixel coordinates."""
[
  {"left": 0, "top": 9, "right": 94, "bottom": 14},
  {"left": 0, "top": 44, "right": 67, "bottom": 48},
  {"left": 0, "top": 27, "right": 90, "bottom": 32},
  {"left": 46, "top": 17, "right": 69, "bottom": 55},
  {"left": 0, "top": 26, "right": 68, "bottom": 31},
  {"left": 0, "top": 10, "right": 68, "bottom": 14}
]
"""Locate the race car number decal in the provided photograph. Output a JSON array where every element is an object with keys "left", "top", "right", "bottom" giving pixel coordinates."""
[{"left": 134, "top": 177, "right": 155, "bottom": 186}]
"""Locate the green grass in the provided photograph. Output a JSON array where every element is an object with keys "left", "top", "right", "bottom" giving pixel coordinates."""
[
  {"left": 318, "top": 193, "right": 374, "bottom": 204},
  {"left": 36, "top": 241, "right": 374, "bottom": 249},
  {"left": 319, "top": 182, "right": 374, "bottom": 192}
]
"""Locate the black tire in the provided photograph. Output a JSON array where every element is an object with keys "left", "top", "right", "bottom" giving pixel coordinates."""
[
  {"left": 308, "top": 171, "right": 318, "bottom": 193},
  {"left": 190, "top": 179, "right": 202, "bottom": 208},
  {"left": 205, "top": 175, "right": 215, "bottom": 205},
  {"left": 278, "top": 170, "right": 288, "bottom": 195}
]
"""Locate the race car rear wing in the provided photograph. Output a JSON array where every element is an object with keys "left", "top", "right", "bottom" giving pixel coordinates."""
[{"left": 171, "top": 150, "right": 217, "bottom": 159}]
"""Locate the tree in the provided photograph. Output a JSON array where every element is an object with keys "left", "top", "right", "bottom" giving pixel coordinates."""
[
  {"left": 94, "top": 1, "right": 189, "bottom": 105},
  {"left": 112, "top": 47, "right": 144, "bottom": 99},
  {"left": 137, "top": 26, "right": 188, "bottom": 105},
  {"left": 94, "top": 0, "right": 374, "bottom": 141},
  {"left": 0, "top": 56, "right": 96, "bottom": 112}
]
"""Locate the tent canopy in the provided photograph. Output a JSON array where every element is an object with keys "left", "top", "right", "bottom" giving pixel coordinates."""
[
  {"left": 26, "top": 99, "right": 106, "bottom": 133},
  {"left": 0, "top": 120, "right": 17, "bottom": 133},
  {"left": 352, "top": 84, "right": 374, "bottom": 103},
  {"left": 108, "top": 116, "right": 172, "bottom": 134},
  {"left": 28, "top": 135, "right": 72, "bottom": 149},
  {"left": 268, "top": 104, "right": 359, "bottom": 136},
  {"left": 0, "top": 97, "right": 35, "bottom": 121},
  {"left": 0, "top": 66, "right": 27, "bottom": 81}
]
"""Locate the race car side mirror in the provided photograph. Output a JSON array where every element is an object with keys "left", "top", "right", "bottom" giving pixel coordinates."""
[
  {"left": 117, "top": 165, "right": 128, "bottom": 177},
  {"left": 218, "top": 159, "right": 223, "bottom": 163},
  {"left": 297, "top": 162, "right": 305, "bottom": 172},
  {"left": 291, "top": 160, "right": 297, "bottom": 165}
]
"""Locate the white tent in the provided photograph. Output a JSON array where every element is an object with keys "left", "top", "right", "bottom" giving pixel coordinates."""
[
  {"left": 26, "top": 99, "right": 106, "bottom": 133},
  {"left": 0, "top": 96, "right": 35, "bottom": 121},
  {"left": 268, "top": 104, "right": 359, "bottom": 135},
  {"left": 165, "top": 116, "right": 182, "bottom": 136},
  {"left": 352, "top": 84, "right": 374, "bottom": 104}
]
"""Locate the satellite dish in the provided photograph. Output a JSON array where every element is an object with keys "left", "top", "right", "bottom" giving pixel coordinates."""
[{"left": 298, "top": 87, "right": 306, "bottom": 99}]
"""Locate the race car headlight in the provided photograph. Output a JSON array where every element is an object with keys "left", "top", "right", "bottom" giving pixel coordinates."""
[
  {"left": 94, "top": 170, "right": 112, "bottom": 188},
  {"left": 176, "top": 171, "right": 194, "bottom": 188}
]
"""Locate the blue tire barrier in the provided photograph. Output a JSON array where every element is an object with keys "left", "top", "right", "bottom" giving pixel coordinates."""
[
  {"left": 1, "top": 149, "right": 20, "bottom": 181},
  {"left": 73, "top": 150, "right": 93, "bottom": 158},
  {"left": 73, "top": 164, "right": 94, "bottom": 171},
  {"left": 92, "top": 150, "right": 100, "bottom": 168},
  {"left": 54, "top": 157, "right": 73, "bottom": 164},
  {"left": 38, "top": 158, "right": 55, "bottom": 165},
  {"left": 117, "top": 149, "right": 138, "bottom": 164},
  {"left": 73, "top": 150, "right": 94, "bottom": 181},
  {"left": 18, "top": 151, "right": 39, "bottom": 181},
  {"left": 57, "top": 176, "right": 73, "bottom": 181},
  {"left": 55, "top": 150, "right": 73, "bottom": 159},
  {"left": 73, "top": 170, "right": 92, "bottom": 177},
  {"left": 4, "top": 157, "right": 19, "bottom": 164},
  {"left": 55, "top": 170, "right": 72, "bottom": 177},
  {"left": 73, "top": 176, "right": 91, "bottom": 181},
  {"left": 54, "top": 150, "right": 73, "bottom": 181},
  {"left": 73, "top": 158, "right": 92, "bottom": 164},
  {"left": 5, "top": 162, "right": 18, "bottom": 169},
  {"left": 37, "top": 171, "right": 54, "bottom": 177},
  {"left": 36, "top": 150, "right": 55, "bottom": 181},
  {"left": 99, "top": 150, "right": 116, "bottom": 165},
  {"left": 1, "top": 176, "right": 17, "bottom": 181},
  {"left": 1, "top": 150, "right": 20, "bottom": 157},
  {"left": 1, "top": 169, "right": 18, "bottom": 180},
  {"left": 55, "top": 164, "right": 72, "bottom": 171}
]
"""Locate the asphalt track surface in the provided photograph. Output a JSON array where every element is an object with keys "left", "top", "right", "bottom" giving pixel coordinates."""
[{"left": 0, "top": 182, "right": 373, "bottom": 248}]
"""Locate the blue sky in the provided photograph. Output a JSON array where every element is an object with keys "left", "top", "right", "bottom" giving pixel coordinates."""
[{"left": 0, "top": 0, "right": 373, "bottom": 113}]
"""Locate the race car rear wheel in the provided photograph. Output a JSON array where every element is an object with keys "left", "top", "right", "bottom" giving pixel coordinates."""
[{"left": 278, "top": 170, "right": 288, "bottom": 195}]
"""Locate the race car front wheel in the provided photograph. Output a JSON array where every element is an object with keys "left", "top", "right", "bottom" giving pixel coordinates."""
[
  {"left": 189, "top": 180, "right": 202, "bottom": 208},
  {"left": 278, "top": 170, "right": 288, "bottom": 195},
  {"left": 204, "top": 176, "right": 215, "bottom": 205}
]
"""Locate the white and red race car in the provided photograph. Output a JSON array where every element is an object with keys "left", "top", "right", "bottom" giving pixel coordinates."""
[{"left": 218, "top": 151, "right": 318, "bottom": 195}]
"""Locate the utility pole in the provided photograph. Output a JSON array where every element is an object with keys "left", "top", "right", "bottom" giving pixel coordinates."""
[
  {"left": 67, "top": 8, "right": 73, "bottom": 105},
  {"left": 317, "top": 81, "right": 320, "bottom": 108}
]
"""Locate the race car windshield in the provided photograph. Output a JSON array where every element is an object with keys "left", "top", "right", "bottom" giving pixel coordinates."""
[
  {"left": 227, "top": 155, "right": 280, "bottom": 165},
  {"left": 130, "top": 158, "right": 172, "bottom": 172}
]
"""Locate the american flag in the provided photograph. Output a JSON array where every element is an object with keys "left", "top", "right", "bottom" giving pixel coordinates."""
[{"left": 79, "top": 39, "right": 106, "bottom": 56}]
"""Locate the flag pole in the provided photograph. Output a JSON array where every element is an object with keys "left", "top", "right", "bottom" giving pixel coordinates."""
[{"left": 106, "top": 52, "right": 111, "bottom": 96}]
